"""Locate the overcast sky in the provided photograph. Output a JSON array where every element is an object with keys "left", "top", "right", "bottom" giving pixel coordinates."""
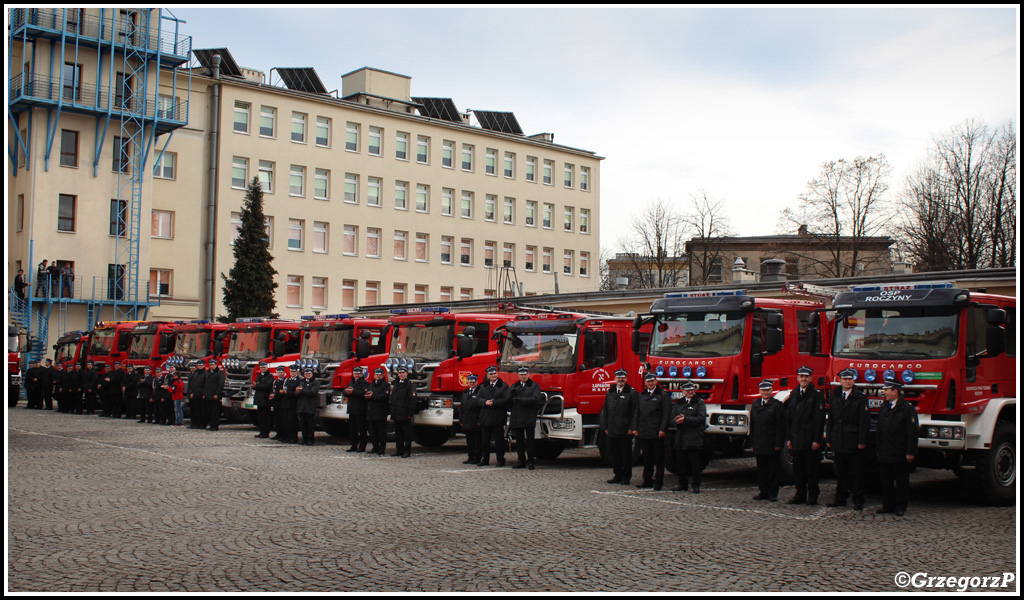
[{"left": 171, "top": 5, "right": 1019, "bottom": 255}]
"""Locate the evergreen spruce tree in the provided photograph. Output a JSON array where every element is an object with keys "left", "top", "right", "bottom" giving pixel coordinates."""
[{"left": 221, "top": 177, "right": 278, "bottom": 320}]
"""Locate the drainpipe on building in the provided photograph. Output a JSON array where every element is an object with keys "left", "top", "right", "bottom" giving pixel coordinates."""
[{"left": 204, "top": 54, "right": 221, "bottom": 320}]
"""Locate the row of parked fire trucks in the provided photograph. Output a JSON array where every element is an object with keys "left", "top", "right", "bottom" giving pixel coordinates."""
[{"left": 29, "top": 280, "right": 1015, "bottom": 506}]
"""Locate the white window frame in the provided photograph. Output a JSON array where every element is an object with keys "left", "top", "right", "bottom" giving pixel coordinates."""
[
  {"left": 368, "top": 126, "right": 382, "bottom": 156},
  {"left": 367, "top": 177, "right": 382, "bottom": 207},
  {"left": 258, "top": 160, "right": 275, "bottom": 193},
  {"left": 460, "top": 238, "right": 473, "bottom": 266},
  {"left": 315, "top": 116, "right": 331, "bottom": 147},
  {"left": 441, "top": 188, "right": 454, "bottom": 216},
  {"left": 288, "top": 219, "right": 304, "bottom": 251},
  {"left": 153, "top": 151, "right": 175, "bottom": 179},
  {"left": 395, "top": 131, "right": 409, "bottom": 160},
  {"left": 461, "top": 191, "right": 473, "bottom": 219},
  {"left": 151, "top": 210, "right": 174, "bottom": 239},
  {"left": 287, "top": 275, "right": 303, "bottom": 307},
  {"left": 526, "top": 156, "right": 536, "bottom": 182},
  {"left": 503, "top": 197, "right": 514, "bottom": 225},
  {"left": 313, "top": 221, "right": 329, "bottom": 254},
  {"left": 290, "top": 165, "right": 305, "bottom": 197},
  {"left": 484, "top": 195, "right": 497, "bottom": 222},
  {"left": 393, "top": 230, "right": 408, "bottom": 261},
  {"left": 416, "top": 184, "right": 429, "bottom": 213},
  {"left": 314, "top": 168, "right": 330, "bottom": 200},
  {"left": 415, "top": 233, "right": 428, "bottom": 262},
  {"left": 343, "top": 225, "right": 358, "bottom": 256},
  {"left": 291, "top": 112, "right": 307, "bottom": 144},
  {"left": 344, "top": 173, "right": 359, "bottom": 204},
  {"left": 440, "top": 236, "right": 453, "bottom": 265},
  {"left": 366, "top": 227, "right": 381, "bottom": 258},
  {"left": 346, "top": 122, "right": 360, "bottom": 152},
  {"left": 462, "top": 144, "right": 474, "bottom": 171},
  {"left": 525, "top": 200, "right": 537, "bottom": 227},
  {"left": 442, "top": 140, "right": 454, "bottom": 168},
  {"left": 233, "top": 101, "right": 250, "bottom": 134},
  {"left": 394, "top": 181, "right": 408, "bottom": 210},
  {"left": 525, "top": 246, "right": 536, "bottom": 272},
  {"left": 259, "top": 106, "right": 276, "bottom": 138},
  {"left": 232, "top": 157, "right": 248, "bottom": 189},
  {"left": 485, "top": 148, "right": 497, "bottom": 176},
  {"left": 504, "top": 152, "right": 515, "bottom": 179},
  {"left": 311, "top": 277, "right": 328, "bottom": 309},
  {"left": 417, "top": 136, "right": 430, "bottom": 164}
]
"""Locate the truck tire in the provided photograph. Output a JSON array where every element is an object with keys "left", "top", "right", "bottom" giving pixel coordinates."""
[
  {"left": 969, "top": 420, "right": 1015, "bottom": 506},
  {"left": 779, "top": 445, "right": 795, "bottom": 485},
  {"left": 535, "top": 440, "right": 565, "bottom": 461},
  {"left": 319, "top": 418, "right": 349, "bottom": 439},
  {"left": 223, "top": 407, "right": 251, "bottom": 425},
  {"left": 413, "top": 425, "right": 450, "bottom": 448}
]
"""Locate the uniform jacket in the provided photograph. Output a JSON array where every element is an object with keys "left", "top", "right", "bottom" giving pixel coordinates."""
[
  {"left": 189, "top": 369, "right": 207, "bottom": 399},
  {"left": 296, "top": 377, "right": 319, "bottom": 415},
  {"left": 202, "top": 368, "right": 225, "bottom": 399},
  {"left": 69, "top": 369, "right": 85, "bottom": 393},
  {"left": 83, "top": 368, "right": 99, "bottom": 394},
  {"left": 137, "top": 375, "right": 154, "bottom": 400},
  {"left": 508, "top": 378, "right": 543, "bottom": 429},
  {"left": 253, "top": 371, "right": 275, "bottom": 406},
  {"left": 632, "top": 385, "right": 671, "bottom": 439},
  {"left": 366, "top": 378, "right": 391, "bottom": 421},
  {"left": 876, "top": 397, "right": 919, "bottom": 463},
  {"left": 477, "top": 378, "right": 510, "bottom": 428},
  {"left": 672, "top": 396, "right": 707, "bottom": 450},
  {"left": 826, "top": 387, "right": 870, "bottom": 453},
  {"left": 344, "top": 376, "right": 371, "bottom": 415},
  {"left": 389, "top": 378, "right": 417, "bottom": 422},
  {"left": 101, "top": 369, "right": 124, "bottom": 397},
  {"left": 460, "top": 386, "right": 482, "bottom": 431},
  {"left": 600, "top": 384, "right": 638, "bottom": 438},
  {"left": 282, "top": 376, "right": 302, "bottom": 409},
  {"left": 749, "top": 397, "right": 787, "bottom": 455},
  {"left": 785, "top": 384, "right": 827, "bottom": 450},
  {"left": 122, "top": 369, "right": 140, "bottom": 395},
  {"left": 153, "top": 375, "right": 171, "bottom": 401}
]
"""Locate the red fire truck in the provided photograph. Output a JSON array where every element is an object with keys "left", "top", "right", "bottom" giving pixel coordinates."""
[
  {"left": 382, "top": 308, "right": 510, "bottom": 447},
  {"left": 635, "top": 290, "right": 829, "bottom": 456},
  {"left": 123, "top": 322, "right": 178, "bottom": 373},
  {"left": 53, "top": 330, "right": 89, "bottom": 370},
  {"left": 163, "top": 320, "right": 229, "bottom": 373},
  {"left": 298, "top": 315, "right": 388, "bottom": 438},
  {"left": 493, "top": 310, "right": 649, "bottom": 460},
  {"left": 8, "top": 324, "right": 29, "bottom": 399},
  {"left": 86, "top": 321, "right": 144, "bottom": 371},
  {"left": 220, "top": 318, "right": 301, "bottom": 422},
  {"left": 822, "top": 281, "right": 1015, "bottom": 505}
]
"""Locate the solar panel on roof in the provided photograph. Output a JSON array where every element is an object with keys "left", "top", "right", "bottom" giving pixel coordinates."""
[
  {"left": 277, "top": 67, "right": 328, "bottom": 94},
  {"left": 474, "top": 111, "right": 523, "bottom": 135},
  {"left": 412, "top": 97, "right": 462, "bottom": 123},
  {"left": 193, "top": 48, "right": 243, "bottom": 78}
]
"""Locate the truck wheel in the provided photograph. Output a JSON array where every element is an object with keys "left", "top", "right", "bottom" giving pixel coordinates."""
[
  {"left": 413, "top": 426, "right": 450, "bottom": 448},
  {"left": 535, "top": 440, "right": 564, "bottom": 461},
  {"left": 779, "top": 445, "right": 795, "bottom": 485},
  {"left": 319, "top": 418, "right": 349, "bottom": 439},
  {"left": 223, "top": 407, "right": 250, "bottom": 424},
  {"left": 969, "top": 420, "right": 1015, "bottom": 506}
]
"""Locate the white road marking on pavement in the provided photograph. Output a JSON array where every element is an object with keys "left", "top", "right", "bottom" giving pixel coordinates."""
[
  {"left": 11, "top": 428, "right": 245, "bottom": 471},
  {"left": 438, "top": 468, "right": 493, "bottom": 473},
  {"left": 590, "top": 489, "right": 846, "bottom": 522}
]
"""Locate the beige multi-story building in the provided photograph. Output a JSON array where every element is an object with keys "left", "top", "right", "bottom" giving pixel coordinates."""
[{"left": 7, "top": 8, "right": 602, "bottom": 355}]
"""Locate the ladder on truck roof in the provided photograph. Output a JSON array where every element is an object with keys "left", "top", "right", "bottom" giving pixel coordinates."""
[{"left": 783, "top": 282, "right": 842, "bottom": 301}]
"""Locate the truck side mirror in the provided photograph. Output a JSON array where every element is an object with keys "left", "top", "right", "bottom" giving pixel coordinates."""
[
  {"left": 456, "top": 336, "right": 474, "bottom": 360},
  {"left": 632, "top": 315, "right": 643, "bottom": 330},
  {"left": 355, "top": 338, "right": 370, "bottom": 359},
  {"left": 765, "top": 327, "right": 784, "bottom": 355},
  {"left": 631, "top": 330, "right": 641, "bottom": 354}
]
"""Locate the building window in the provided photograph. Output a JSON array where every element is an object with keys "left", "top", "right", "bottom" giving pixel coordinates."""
[
  {"left": 234, "top": 101, "right": 250, "bottom": 133},
  {"left": 346, "top": 122, "right": 359, "bottom": 152},
  {"left": 291, "top": 112, "right": 306, "bottom": 143},
  {"left": 525, "top": 201, "right": 537, "bottom": 227},
  {"left": 344, "top": 173, "right": 358, "bottom": 203},
  {"left": 460, "top": 288, "right": 472, "bottom": 301},
  {"left": 365, "top": 281, "right": 379, "bottom": 306},
  {"left": 395, "top": 131, "right": 408, "bottom": 160},
  {"left": 232, "top": 157, "right": 248, "bottom": 189},
  {"left": 461, "top": 191, "right": 473, "bottom": 219},
  {"left": 485, "top": 195, "right": 497, "bottom": 222},
  {"left": 394, "top": 230, "right": 408, "bottom": 261},
  {"left": 485, "top": 148, "right": 497, "bottom": 175},
  {"left": 367, "top": 177, "right": 381, "bottom": 207},
  {"left": 416, "top": 184, "right": 429, "bottom": 212},
  {"left": 343, "top": 225, "right": 357, "bottom": 255},
  {"left": 484, "top": 241, "right": 496, "bottom": 268},
  {"left": 63, "top": 62, "right": 82, "bottom": 101},
  {"left": 151, "top": 210, "right": 174, "bottom": 239},
  {"left": 394, "top": 181, "right": 408, "bottom": 210},
  {"left": 393, "top": 283, "right": 407, "bottom": 305},
  {"left": 113, "top": 136, "right": 131, "bottom": 174},
  {"left": 504, "top": 152, "right": 515, "bottom": 178},
  {"left": 526, "top": 156, "right": 537, "bottom": 182},
  {"left": 58, "top": 194, "right": 76, "bottom": 232},
  {"left": 415, "top": 233, "right": 428, "bottom": 262},
  {"left": 17, "top": 194, "right": 24, "bottom": 232},
  {"left": 313, "top": 221, "right": 328, "bottom": 253},
  {"left": 109, "top": 199, "right": 127, "bottom": 237},
  {"left": 287, "top": 275, "right": 303, "bottom": 307},
  {"left": 503, "top": 197, "right": 514, "bottom": 224},
  {"left": 107, "top": 264, "right": 126, "bottom": 300},
  {"left": 543, "top": 203, "right": 553, "bottom": 229},
  {"left": 441, "top": 188, "right": 454, "bottom": 216},
  {"left": 414, "top": 285, "right": 427, "bottom": 304},
  {"left": 563, "top": 250, "right": 574, "bottom": 275},
  {"left": 417, "top": 136, "right": 429, "bottom": 163},
  {"left": 290, "top": 165, "right": 305, "bottom": 196},
  {"left": 580, "top": 209, "right": 590, "bottom": 234},
  {"left": 525, "top": 246, "right": 536, "bottom": 272},
  {"left": 442, "top": 140, "right": 454, "bottom": 168},
  {"left": 153, "top": 151, "right": 176, "bottom": 179},
  {"left": 580, "top": 166, "right": 590, "bottom": 191},
  {"left": 342, "top": 280, "right": 357, "bottom": 310},
  {"left": 440, "top": 287, "right": 453, "bottom": 303},
  {"left": 368, "top": 126, "right": 382, "bottom": 156},
  {"left": 441, "top": 236, "right": 453, "bottom": 264},
  {"left": 462, "top": 144, "right": 474, "bottom": 171},
  {"left": 314, "top": 168, "right": 330, "bottom": 200},
  {"left": 260, "top": 106, "right": 276, "bottom": 137},
  {"left": 580, "top": 252, "right": 590, "bottom": 276},
  {"left": 288, "top": 219, "right": 304, "bottom": 250},
  {"left": 149, "top": 269, "right": 172, "bottom": 298},
  {"left": 230, "top": 212, "right": 242, "bottom": 244},
  {"left": 564, "top": 207, "right": 574, "bottom": 231},
  {"left": 316, "top": 117, "right": 330, "bottom": 147},
  {"left": 543, "top": 160, "right": 553, "bottom": 185},
  {"left": 564, "top": 163, "right": 574, "bottom": 188},
  {"left": 60, "top": 130, "right": 78, "bottom": 167},
  {"left": 158, "top": 95, "right": 176, "bottom": 119},
  {"left": 542, "top": 248, "right": 552, "bottom": 273},
  {"left": 461, "top": 239, "right": 473, "bottom": 266},
  {"left": 503, "top": 243, "right": 515, "bottom": 268},
  {"left": 312, "top": 277, "right": 327, "bottom": 309},
  {"left": 366, "top": 228, "right": 381, "bottom": 258},
  {"left": 258, "top": 160, "right": 274, "bottom": 193}
]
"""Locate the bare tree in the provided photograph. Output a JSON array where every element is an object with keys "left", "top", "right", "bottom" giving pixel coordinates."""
[
  {"left": 780, "top": 154, "right": 895, "bottom": 277},
  {"left": 898, "top": 119, "right": 1017, "bottom": 271},
  {"left": 684, "top": 190, "right": 734, "bottom": 285},
  {"left": 613, "top": 198, "right": 688, "bottom": 289}
]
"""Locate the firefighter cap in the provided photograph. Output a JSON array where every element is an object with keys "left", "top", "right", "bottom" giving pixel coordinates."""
[
  {"left": 614, "top": 369, "right": 628, "bottom": 378},
  {"left": 796, "top": 365, "right": 813, "bottom": 376},
  {"left": 758, "top": 380, "right": 774, "bottom": 390},
  {"left": 373, "top": 368, "right": 385, "bottom": 375},
  {"left": 352, "top": 366, "right": 364, "bottom": 374},
  {"left": 276, "top": 366, "right": 286, "bottom": 372},
  {"left": 467, "top": 374, "right": 478, "bottom": 382},
  {"left": 882, "top": 379, "right": 903, "bottom": 390},
  {"left": 517, "top": 366, "right": 530, "bottom": 375},
  {"left": 644, "top": 372, "right": 657, "bottom": 381},
  {"left": 838, "top": 368, "right": 857, "bottom": 379},
  {"left": 396, "top": 366, "right": 408, "bottom": 373},
  {"left": 681, "top": 380, "right": 697, "bottom": 391},
  {"left": 259, "top": 361, "right": 269, "bottom": 368},
  {"left": 485, "top": 366, "right": 498, "bottom": 374}
]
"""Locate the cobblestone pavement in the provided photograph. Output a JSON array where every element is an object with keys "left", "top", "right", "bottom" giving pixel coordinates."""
[{"left": 7, "top": 406, "right": 1017, "bottom": 593}]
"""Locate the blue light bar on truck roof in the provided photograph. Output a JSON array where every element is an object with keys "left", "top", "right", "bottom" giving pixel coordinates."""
[
  {"left": 851, "top": 282, "right": 953, "bottom": 293},
  {"left": 236, "top": 317, "right": 271, "bottom": 323},
  {"left": 301, "top": 313, "right": 351, "bottom": 321},
  {"left": 390, "top": 307, "right": 450, "bottom": 315},
  {"left": 665, "top": 290, "right": 747, "bottom": 299}
]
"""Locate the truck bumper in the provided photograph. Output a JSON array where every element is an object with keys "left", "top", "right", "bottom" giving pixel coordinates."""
[
  {"left": 413, "top": 407, "right": 453, "bottom": 427},
  {"left": 539, "top": 409, "right": 583, "bottom": 442}
]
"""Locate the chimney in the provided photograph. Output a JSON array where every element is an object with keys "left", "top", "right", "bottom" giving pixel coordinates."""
[
  {"left": 760, "top": 259, "right": 788, "bottom": 282},
  {"left": 797, "top": 224, "right": 809, "bottom": 236}
]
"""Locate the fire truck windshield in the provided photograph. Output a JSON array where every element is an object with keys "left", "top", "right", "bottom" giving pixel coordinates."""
[
  {"left": 89, "top": 329, "right": 116, "bottom": 356},
  {"left": 54, "top": 341, "right": 77, "bottom": 363},
  {"left": 8, "top": 333, "right": 20, "bottom": 353},
  {"left": 228, "top": 331, "right": 271, "bottom": 361},
  {"left": 500, "top": 329, "right": 578, "bottom": 373},
  {"left": 833, "top": 307, "right": 958, "bottom": 359},
  {"left": 174, "top": 331, "right": 211, "bottom": 359},
  {"left": 302, "top": 329, "right": 353, "bottom": 362},
  {"left": 649, "top": 312, "right": 745, "bottom": 357},
  {"left": 391, "top": 322, "right": 452, "bottom": 362},
  {"left": 128, "top": 334, "right": 156, "bottom": 359}
]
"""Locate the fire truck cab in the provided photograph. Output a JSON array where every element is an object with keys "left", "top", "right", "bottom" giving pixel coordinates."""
[
  {"left": 123, "top": 322, "right": 178, "bottom": 373},
  {"left": 53, "top": 330, "right": 89, "bottom": 370},
  {"left": 8, "top": 324, "right": 29, "bottom": 396},
  {"left": 825, "top": 282, "right": 1016, "bottom": 505},
  {"left": 221, "top": 318, "right": 301, "bottom": 421},
  {"left": 87, "top": 321, "right": 143, "bottom": 372},
  {"left": 164, "top": 320, "right": 229, "bottom": 373}
]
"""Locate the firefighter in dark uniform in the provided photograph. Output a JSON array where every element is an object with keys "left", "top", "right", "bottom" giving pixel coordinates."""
[
  {"left": 151, "top": 367, "right": 168, "bottom": 424},
  {"left": 876, "top": 380, "right": 919, "bottom": 516},
  {"left": 279, "top": 365, "right": 302, "bottom": 444},
  {"left": 82, "top": 361, "right": 99, "bottom": 414},
  {"left": 270, "top": 366, "right": 287, "bottom": 440},
  {"left": 203, "top": 359, "right": 225, "bottom": 431},
  {"left": 188, "top": 361, "right": 208, "bottom": 429},
  {"left": 122, "top": 364, "right": 140, "bottom": 420},
  {"left": 366, "top": 368, "right": 391, "bottom": 455},
  {"left": 389, "top": 366, "right": 417, "bottom": 458},
  {"left": 750, "top": 380, "right": 786, "bottom": 501},
  {"left": 344, "top": 366, "right": 371, "bottom": 452},
  {"left": 24, "top": 360, "right": 40, "bottom": 409},
  {"left": 460, "top": 374, "right": 483, "bottom": 465},
  {"left": 477, "top": 365, "right": 510, "bottom": 467},
  {"left": 100, "top": 362, "right": 124, "bottom": 417},
  {"left": 826, "top": 368, "right": 871, "bottom": 510},
  {"left": 253, "top": 362, "right": 275, "bottom": 438},
  {"left": 52, "top": 362, "right": 67, "bottom": 412},
  {"left": 633, "top": 372, "right": 671, "bottom": 490},
  {"left": 136, "top": 366, "right": 154, "bottom": 422},
  {"left": 785, "top": 365, "right": 827, "bottom": 505},
  {"left": 296, "top": 368, "right": 319, "bottom": 446},
  {"left": 68, "top": 362, "right": 85, "bottom": 414},
  {"left": 600, "top": 369, "right": 637, "bottom": 485},
  {"left": 509, "top": 366, "right": 542, "bottom": 470},
  {"left": 672, "top": 380, "right": 707, "bottom": 493},
  {"left": 42, "top": 359, "right": 56, "bottom": 410}
]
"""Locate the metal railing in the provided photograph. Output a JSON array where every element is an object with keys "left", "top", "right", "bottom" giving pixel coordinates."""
[
  {"left": 8, "top": 73, "right": 188, "bottom": 123},
  {"left": 9, "top": 8, "right": 190, "bottom": 58}
]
